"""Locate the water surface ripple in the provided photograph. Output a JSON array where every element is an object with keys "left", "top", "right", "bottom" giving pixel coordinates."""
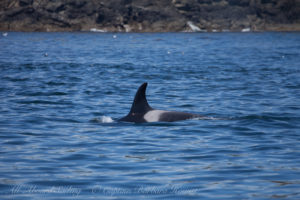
[{"left": 0, "top": 32, "right": 300, "bottom": 199}]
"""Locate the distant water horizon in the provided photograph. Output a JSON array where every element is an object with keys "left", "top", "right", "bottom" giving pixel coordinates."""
[{"left": 0, "top": 32, "right": 300, "bottom": 199}]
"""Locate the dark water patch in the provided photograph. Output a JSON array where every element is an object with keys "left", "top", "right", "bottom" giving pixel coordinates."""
[
  {"left": 0, "top": 133, "right": 27, "bottom": 139},
  {"left": 15, "top": 91, "right": 68, "bottom": 96},
  {"left": 14, "top": 100, "right": 73, "bottom": 105},
  {"left": 237, "top": 114, "right": 298, "bottom": 122},
  {"left": 17, "top": 132, "right": 44, "bottom": 136},
  {"left": 181, "top": 155, "right": 220, "bottom": 161},
  {"left": 285, "top": 84, "right": 300, "bottom": 89},
  {"left": 45, "top": 117, "right": 81, "bottom": 124},
  {"left": 57, "top": 153, "right": 92, "bottom": 161},
  {"left": 248, "top": 144, "right": 285, "bottom": 151},
  {"left": 3, "top": 76, "right": 30, "bottom": 82},
  {"left": 2, "top": 140, "right": 28, "bottom": 145},
  {"left": 46, "top": 81, "right": 66, "bottom": 86},
  {"left": 28, "top": 181, "right": 87, "bottom": 187},
  {"left": 214, "top": 168, "right": 262, "bottom": 175}
]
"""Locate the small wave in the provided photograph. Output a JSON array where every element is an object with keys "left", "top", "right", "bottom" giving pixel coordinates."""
[
  {"left": 238, "top": 115, "right": 289, "bottom": 121},
  {"left": 91, "top": 116, "right": 114, "bottom": 123},
  {"left": 195, "top": 116, "right": 224, "bottom": 120}
]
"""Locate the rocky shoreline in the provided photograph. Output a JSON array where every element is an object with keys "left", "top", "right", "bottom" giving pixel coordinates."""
[{"left": 1, "top": 0, "right": 299, "bottom": 32}]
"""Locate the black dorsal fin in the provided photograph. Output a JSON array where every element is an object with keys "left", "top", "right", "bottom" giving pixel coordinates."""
[{"left": 129, "top": 82, "right": 152, "bottom": 114}]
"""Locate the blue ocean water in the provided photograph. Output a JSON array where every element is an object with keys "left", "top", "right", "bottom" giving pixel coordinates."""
[{"left": 0, "top": 32, "right": 300, "bottom": 199}]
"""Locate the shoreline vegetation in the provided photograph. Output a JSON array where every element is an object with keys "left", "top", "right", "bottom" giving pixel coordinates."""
[{"left": 1, "top": 0, "right": 299, "bottom": 32}]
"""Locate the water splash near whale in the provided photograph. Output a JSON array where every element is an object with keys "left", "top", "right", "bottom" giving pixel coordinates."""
[{"left": 90, "top": 116, "right": 114, "bottom": 123}]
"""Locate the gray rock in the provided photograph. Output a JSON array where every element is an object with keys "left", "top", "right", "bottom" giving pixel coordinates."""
[{"left": 0, "top": 0, "right": 299, "bottom": 32}]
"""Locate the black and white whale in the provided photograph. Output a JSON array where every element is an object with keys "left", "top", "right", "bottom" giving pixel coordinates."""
[{"left": 119, "top": 82, "right": 202, "bottom": 123}]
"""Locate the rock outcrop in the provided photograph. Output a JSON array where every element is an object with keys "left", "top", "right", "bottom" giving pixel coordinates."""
[{"left": 0, "top": 0, "right": 299, "bottom": 32}]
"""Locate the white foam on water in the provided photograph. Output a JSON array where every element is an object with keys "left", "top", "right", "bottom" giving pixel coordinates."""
[
  {"left": 90, "top": 116, "right": 114, "bottom": 123},
  {"left": 100, "top": 116, "right": 114, "bottom": 123},
  {"left": 195, "top": 116, "right": 223, "bottom": 120}
]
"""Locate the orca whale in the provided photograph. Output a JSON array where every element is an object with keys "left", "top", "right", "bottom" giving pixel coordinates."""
[{"left": 118, "top": 83, "right": 202, "bottom": 123}]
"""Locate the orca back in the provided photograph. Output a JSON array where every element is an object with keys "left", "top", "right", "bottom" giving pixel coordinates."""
[{"left": 118, "top": 82, "right": 201, "bottom": 123}]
